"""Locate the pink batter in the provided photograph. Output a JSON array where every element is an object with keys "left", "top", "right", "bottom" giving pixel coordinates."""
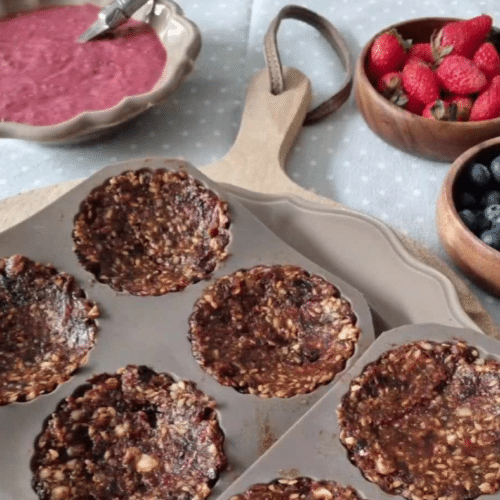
[{"left": 0, "top": 4, "right": 167, "bottom": 125}]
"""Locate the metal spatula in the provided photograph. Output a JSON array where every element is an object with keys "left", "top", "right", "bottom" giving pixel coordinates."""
[{"left": 78, "top": 0, "right": 151, "bottom": 43}]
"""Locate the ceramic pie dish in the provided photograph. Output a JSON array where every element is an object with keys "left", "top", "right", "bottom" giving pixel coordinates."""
[
  {"left": 355, "top": 17, "right": 500, "bottom": 162},
  {"left": 0, "top": 0, "right": 201, "bottom": 144}
]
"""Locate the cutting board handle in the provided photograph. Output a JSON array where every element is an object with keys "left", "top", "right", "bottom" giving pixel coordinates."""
[
  {"left": 202, "top": 5, "right": 353, "bottom": 201},
  {"left": 202, "top": 66, "right": 314, "bottom": 197}
]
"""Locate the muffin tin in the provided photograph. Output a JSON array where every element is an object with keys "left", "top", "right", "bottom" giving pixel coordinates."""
[
  {"left": 0, "top": 0, "right": 201, "bottom": 143},
  {"left": 216, "top": 323, "right": 500, "bottom": 500},
  {"left": 0, "top": 157, "right": 373, "bottom": 500}
]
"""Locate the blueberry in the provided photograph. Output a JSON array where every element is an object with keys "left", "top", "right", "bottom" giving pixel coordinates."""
[
  {"left": 485, "top": 204, "right": 500, "bottom": 221},
  {"left": 490, "top": 155, "right": 500, "bottom": 183},
  {"left": 480, "top": 226, "right": 500, "bottom": 250},
  {"left": 459, "top": 209, "right": 490, "bottom": 234},
  {"left": 459, "top": 209, "right": 478, "bottom": 232},
  {"left": 468, "top": 162, "right": 491, "bottom": 187},
  {"left": 481, "top": 190, "right": 500, "bottom": 207},
  {"left": 475, "top": 210, "right": 492, "bottom": 232},
  {"left": 458, "top": 192, "right": 477, "bottom": 208}
]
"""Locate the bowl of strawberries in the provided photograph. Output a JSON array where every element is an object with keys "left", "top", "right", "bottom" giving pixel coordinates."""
[{"left": 355, "top": 15, "right": 500, "bottom": 162}]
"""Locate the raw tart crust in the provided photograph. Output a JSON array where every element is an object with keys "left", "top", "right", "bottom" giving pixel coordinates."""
[
  {"left": 229, "top": 476, "right": 364, "bottom": 500},
  {"left": 73, "top": 167, "right": 231, "bottom": 296},
  {"left": 0, "top": 254, "right": 99, "bottom": 406},
  {"left": 32, "top": 364, "right": 227, "bottom": 500},
  {"left": 189, "top": 264, "right": 361, "bottom": 398},
  {"left": 338, "top": 339, "right": 500, "bottom": 500}
]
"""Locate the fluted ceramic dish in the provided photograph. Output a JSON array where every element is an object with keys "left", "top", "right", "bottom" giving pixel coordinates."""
[{"left": 0, "top": 0, "right": 201, "bottom": 143}]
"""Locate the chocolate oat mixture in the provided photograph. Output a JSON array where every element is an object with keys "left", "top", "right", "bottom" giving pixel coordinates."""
[
  {"left": 339, "top": 340, "right": 500, "bottom": 500},
  {"left": 73, "top": 167, "right": 231, "bottom": 296},
  {"left": 189, "top": 264, "right": 361, "bottom": 398},
  {"left": 229, "top": 477, "right": 363, "bottom": 500},
  {"left": 0, "top": 254, "right": 99, "bottom": 406},
  {"left": 32, "top": 365, "right": 227, "bottom": 500}
]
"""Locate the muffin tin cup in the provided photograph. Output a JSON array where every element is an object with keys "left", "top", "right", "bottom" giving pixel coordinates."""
[
  {"left": 0, "top": 157, "right": 374, "bottom": 500},
  {"left": 216, "top": 323, "right": 497, "bottom": 500}
]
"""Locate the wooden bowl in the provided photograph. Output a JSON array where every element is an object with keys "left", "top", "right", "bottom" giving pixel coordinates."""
[
  {"left": 437, "top": 136, "right": 500, "bottom": 296},
  {"left": 355, "top": 17, "right": 500, "bottom": 163}
]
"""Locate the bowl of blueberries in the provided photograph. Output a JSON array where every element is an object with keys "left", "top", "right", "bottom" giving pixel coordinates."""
[{"left": 437, "top": 136, "right": 500, "bottom": 296}]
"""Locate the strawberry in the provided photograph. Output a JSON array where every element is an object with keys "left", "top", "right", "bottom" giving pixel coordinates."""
[
  {"left": 377, "top": 72, "right": 403, "bottom": 94},
  {"left": 376, "top": 71, "right": 407, "bottom": 105},
  {"left": 470, "top": 75, "right": 500, "bottom": 120},
  {"left": 473, "top": 42, "right": 500, "bottom": 80},
  {"left": 402, "top": 59, "right": 440, "bottom": 105},
  {"left": 375, "top": 73, "right": 424, "bottom": 114},
  {"left": 404, "top": 56, "right": 428, "bottom": 68},
  {"left": 368, "top": 29, "right": 408, "bottom": 80},
  {"left": 446, "top": 96, "right": 473, "bottom": 121},
  {"left": 435, "top": 55, "right": 487, "bottom": 95},
  {"left": 404, "top": 94, "right": 425, "bottom": 115},
  {"left": 431, "top": 15, "right": 493, "bottom": 61},
  {"left": 422, "top": 99, "right": 452, "bottom": 120},
  {"left": 408, "top": 43, "right": 434, "bottom": 64}
]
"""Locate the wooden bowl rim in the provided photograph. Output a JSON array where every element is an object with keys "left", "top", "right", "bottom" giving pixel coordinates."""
[
  {"left": 357, "top": 16, "right": 500, "bottom": 129},
  {"left": 440, "top": 135, "right": 500, "bottom": 259}
]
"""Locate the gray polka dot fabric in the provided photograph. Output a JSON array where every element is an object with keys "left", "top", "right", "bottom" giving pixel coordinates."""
[{"left": 0, "top": 0, "right": 499, "bottom": 324}]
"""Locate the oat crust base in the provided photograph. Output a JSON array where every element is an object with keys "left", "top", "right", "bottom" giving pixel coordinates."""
[
  {"left": 0, "top": 254, "right": 99, "bottom": 406},
  {"left": 339, "top": 340, "right": 500, "bottom": 500},
  {"left": 189, "top": 264, "right": 361, "bottom": 398},
  {"left": 32, "top": 365, "right": 227, "bottom": 500}
]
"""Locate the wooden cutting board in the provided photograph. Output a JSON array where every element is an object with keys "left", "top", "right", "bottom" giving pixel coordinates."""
[{"left": 0, "top": 68, "right": 498, "bottom": 337}]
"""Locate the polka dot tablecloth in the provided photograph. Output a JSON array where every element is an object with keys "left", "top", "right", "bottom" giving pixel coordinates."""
[{"left": 0, "top": 0, "right": 499, "bottom": 325}]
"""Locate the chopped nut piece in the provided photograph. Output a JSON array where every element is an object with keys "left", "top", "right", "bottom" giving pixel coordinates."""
[
  {"left": 189, "top": 265, "right": 360, "bottom": 398},
  {"left": 338, "top": 340, "right": 500, "bottom": 500},
  {"left": 456, "top": 406, "right": 472, "bottom": 417},
  {"left": 135, "top": 453, "right": 159, "bottom": 473}
]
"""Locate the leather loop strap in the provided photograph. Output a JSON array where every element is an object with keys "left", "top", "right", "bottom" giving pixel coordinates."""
[{"left": 264, "top": 5, "right": 353, "bottom": 125}]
